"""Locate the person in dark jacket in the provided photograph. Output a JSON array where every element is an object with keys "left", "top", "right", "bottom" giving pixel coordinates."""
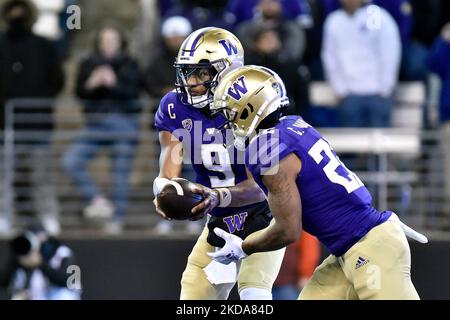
[
  {"left": 62, "top": 25, "right": 144, "bottom": 235},
  {"left": 0, "top": 0, "right": 64, "bottom": 236},
  {"left": 0, "top": 0, "right": 64, "bottom": 130},
  {"left": 239, "top": 20, "right": 310, "bottom": 117},
  {"left": 145, "top": 16, "right": 192, "bottom": 108}
]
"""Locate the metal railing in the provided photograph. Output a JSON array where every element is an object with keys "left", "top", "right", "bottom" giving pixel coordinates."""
[
  {"left": 3, "top": 97, "right": 161, "bottom": 231},
  {"left": 2, "top": 97, "right": 449, "bottom": 234}
]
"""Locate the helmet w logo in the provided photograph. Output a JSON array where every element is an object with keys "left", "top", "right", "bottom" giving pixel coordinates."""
[
  {"left": 218, "top": 39, "right": 238, "bottom": 56},
  {"left": 227, "top": 76, "right": 248, "bottom": 100}
]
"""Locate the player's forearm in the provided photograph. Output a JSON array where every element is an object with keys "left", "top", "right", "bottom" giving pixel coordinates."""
[
  {"left": 242, "top": 159, "right": 302, "bottom": 255},
  {"left": 242, "top": 216, "right": 299, "bottom": 255},
  {"left": 158, "top": 131, "right": 183, "bottom": 179},
  {"left": 226, "top": 179, "right": 266, "bottom": 207},
  {"left": 158, "top": 162, "right": 181, "bottom": 179},
  {"left": 243, "top": 193, "right": 301, "bottom": 254},
  {"left": 159, "top": 147, "right": 182, "bottom": 178}
]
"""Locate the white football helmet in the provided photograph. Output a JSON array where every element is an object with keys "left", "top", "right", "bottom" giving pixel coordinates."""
[
  {"left": 174, "top": 27, "right": 244, "bottom": 109},
  {"left": 212, "top": 65, "right": 289, "bottom": 149}
]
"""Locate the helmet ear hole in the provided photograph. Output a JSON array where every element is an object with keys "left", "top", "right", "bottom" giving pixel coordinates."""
[
  {"left": 240, "top": 109, "right": 249, "bottom": 120},
  {"left": 239, "top": 103, "right": 254, "bottom": 120}
]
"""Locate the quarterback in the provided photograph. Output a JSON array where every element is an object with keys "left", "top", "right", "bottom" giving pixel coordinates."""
[
  {"left": 208, "top": 66, "right": 428, "bottom": 299},
  {"left": 152, "top": 27, "right": 285, "bottom": 300}
]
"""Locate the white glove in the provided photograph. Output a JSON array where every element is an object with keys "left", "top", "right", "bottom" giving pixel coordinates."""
[{"left": 207, "top": 228, "right": 248, "bottom": 265}]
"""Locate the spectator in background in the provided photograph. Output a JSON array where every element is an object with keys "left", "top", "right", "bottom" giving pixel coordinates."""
[
  {"left": 0, "top": 0, "right": 64, "bottom": 236},
  {"left": 0, "top": 223, "right": 81, "bottom": 300},
  {"left": 322, "top": 0, "right": 401, "bottom": 127},
  {"left": 163, "top": 0, "right": 233, "bottom": 31},
  {"left": 322, "top": 0, "right": 427, "bottom": 80},
  {"left": 237, "top": 0, "right": 310, "bottom": 116},
  {"left": 273, "top": 232, "right": 320, "bottom": 300},
  {"left": 226, "top": 0, "right": 313, "bottom": 29},
  {"left": 145, "top": 16, "right": 192, "bottom": 110},
  {"left": 63, "top": 25, "right": 144, "bottom": 235},
  {"left": 322, "top": 0, "right": 412, "bottom": 45},
  {"left": 237, "top": 0, "right": 306, "bottom": 62},
  {"left": 427, "top": 22, "right": 450, "bottom": 215}
]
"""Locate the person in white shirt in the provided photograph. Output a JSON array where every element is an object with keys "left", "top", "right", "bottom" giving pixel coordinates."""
[{"left": 321, "top": 0, "right": 401, "bottom": 127}]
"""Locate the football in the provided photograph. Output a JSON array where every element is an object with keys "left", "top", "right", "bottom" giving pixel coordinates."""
[{"left": 157, "top": 178, "right": 204, "bottom": 220}]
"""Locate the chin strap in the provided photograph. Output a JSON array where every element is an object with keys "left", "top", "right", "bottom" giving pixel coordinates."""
[{"left": 190, "top": 93, "right": 212, "bottom": 109}]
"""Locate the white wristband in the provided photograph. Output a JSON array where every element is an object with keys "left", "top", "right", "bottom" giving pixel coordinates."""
[
  {"left": 153, "top": 177, "right": 170, "bottom": 197},
  {"left": 216, "top": 188, "right": 232, "bottom": 207}
]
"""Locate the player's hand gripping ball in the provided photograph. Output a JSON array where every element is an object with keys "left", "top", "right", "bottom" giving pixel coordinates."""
[{"left": 157, "top": 178, "right": 204, "bottom": 220}]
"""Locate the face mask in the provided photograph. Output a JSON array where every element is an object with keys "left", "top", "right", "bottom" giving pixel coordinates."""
[{"left": 7, "top": 16, "right": 30, "bottom": 37}]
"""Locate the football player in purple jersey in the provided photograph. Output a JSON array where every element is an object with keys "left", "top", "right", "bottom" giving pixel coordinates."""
[
  {"left": 152, "top": 27, "right": 285, "bottom": 300},
  {"left": 208, "top": 66, "right": 428, "bottom": 299}
]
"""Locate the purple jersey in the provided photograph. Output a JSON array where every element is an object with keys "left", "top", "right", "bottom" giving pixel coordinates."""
[
  {"left": 155, "top": 91, "right": 267, "bottom": 217},
  {"left": 246, "top": 116, "right": 391, "bottom": 256}
]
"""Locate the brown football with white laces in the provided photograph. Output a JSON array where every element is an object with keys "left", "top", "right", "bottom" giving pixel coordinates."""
[{"left": 157, "top": 178, "right": 204, "bottom": 220}]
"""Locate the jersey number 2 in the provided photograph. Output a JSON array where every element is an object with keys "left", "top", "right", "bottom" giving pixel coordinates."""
[
  {"left": 201, "top": 144, "right": 235, "bottom": 188},
  {"left": 308, "top": 139, "right": 363, "bottom": 193}
]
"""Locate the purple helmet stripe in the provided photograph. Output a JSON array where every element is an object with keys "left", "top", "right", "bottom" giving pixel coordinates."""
[
  {"left": 181, "top": 38, "right": 189, "bottom": 56},
  {"left": 189, "top": 31, "right": 205, "bottom": 57}
]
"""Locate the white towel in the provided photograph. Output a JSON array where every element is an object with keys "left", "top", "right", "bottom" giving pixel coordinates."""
[
  {"left": 203, "top": 260, "right": 238, "bottom": 285},
  {"left": 389, "top": 213, "right": 428, "bottom": 244}
]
